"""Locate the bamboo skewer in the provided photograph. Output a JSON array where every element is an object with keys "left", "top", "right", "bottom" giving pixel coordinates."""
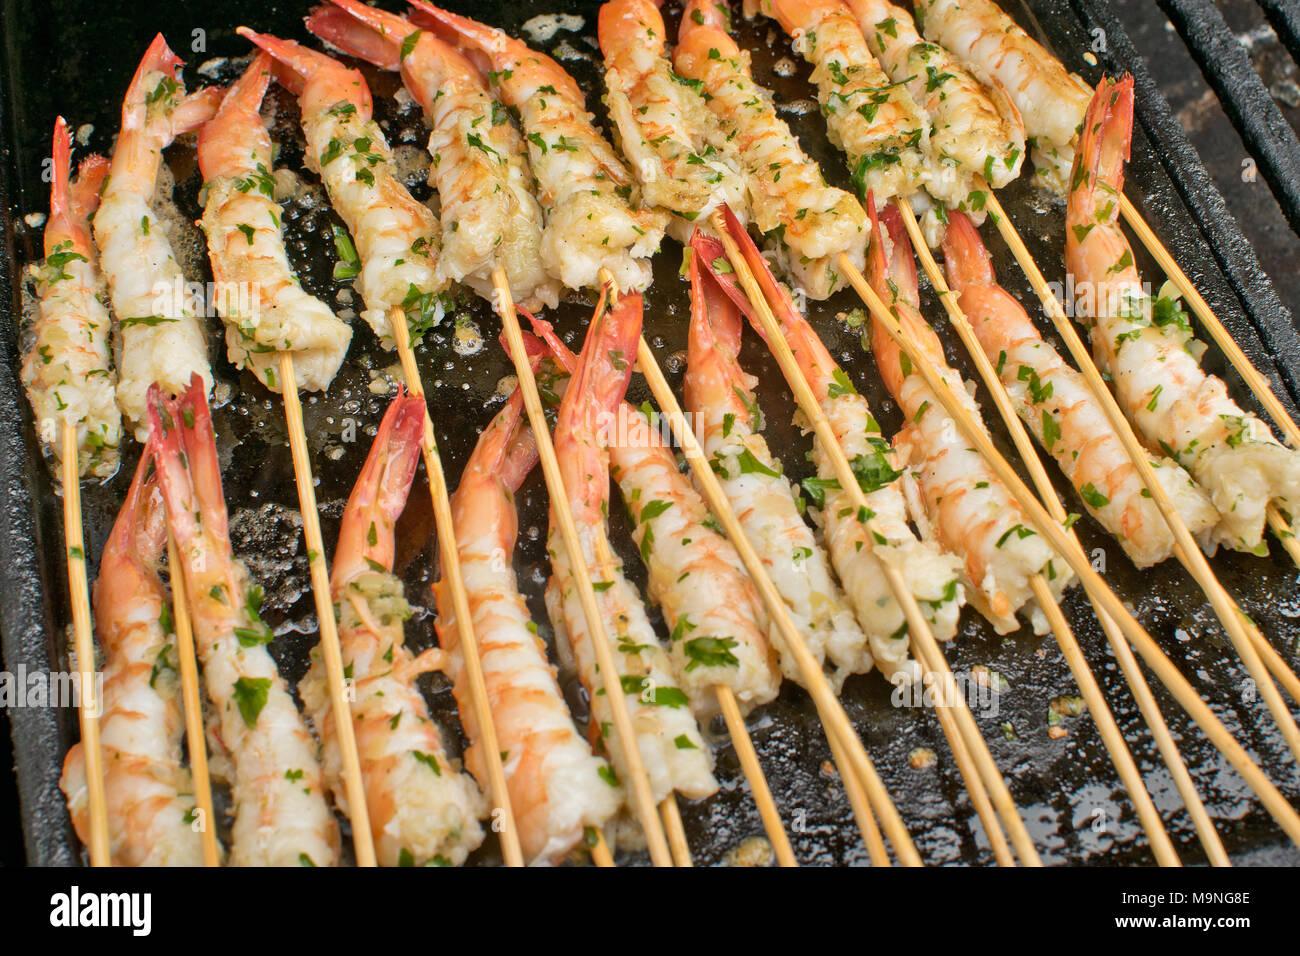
[
  {"left": 715, "top": 683, "right": 798, "bottom": 867},
  {"left": 164, "top": 531, "right": 221, "bottom": 867},
  {"left": 60, "top": 421, "right": 109, "bottom": 867},
  {"left": 590, "top": 829, "right": 615, "bottom": 867},
  {"left": 979, "top": 192, "right": 1300, "bottom": 766},
  {"left": 825, "top": 721, "right": 891, "bottom": 866},
  {"left": 705, "top": 218, "right": 1034, "bottom": 864},
  {"left": 387, "top": 306, "right": 524, "bottom": 868},
  {"left": 626, "top": 286, "right": 911, "bottom": 865},
  {"left": 838, "top": 250, "right": 1300, "bottom": 846},
  {"left": 659, "top": 794, "right": 693, "bottom": 867},
  {"left": 895, "top": 199, "right": 1188, "bottom": 866},
  {"left": 488, "top": 277, "right": 675, "bottom": 867},
  {"left": 277, "top": 353, "right": 377, "bottom": 866}
]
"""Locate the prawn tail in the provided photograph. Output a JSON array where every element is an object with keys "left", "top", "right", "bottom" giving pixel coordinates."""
[
  {"left": 332, "top": 387, "right": 426, "bottom": 583},
  {"left": 939, "top": 210, "right": 996, "bottom": 293},
  {"left": 147, "top": 374, "right": 228, "bottom": 553},
  {"left": 1077, "top": 75, "right": 1134, "bottom": 197},
  {"left": 305, "top": 1, "right": 405, "bottom": 72},
  {"left": 221, "top": 52, "right": 274, "bottom": 116}
]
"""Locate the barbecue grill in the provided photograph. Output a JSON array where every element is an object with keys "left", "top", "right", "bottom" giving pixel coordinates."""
[{"left": 3, "top": 0, "right": 1299, "bottom": 866}]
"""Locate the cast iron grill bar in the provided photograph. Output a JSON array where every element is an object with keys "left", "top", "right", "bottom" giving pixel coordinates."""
[
  {"left": 1157, "top": 0, "right": 1300, "bottom": 238},
  {"left": 1073, "top": 0, "right": 1300, "bottom": 410},
  {"left": 1257, "top": 0, "right": 1300, "bottom": 68}
]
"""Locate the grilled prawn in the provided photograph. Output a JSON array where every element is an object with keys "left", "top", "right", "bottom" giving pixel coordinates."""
[
  {"left": 912, "top": 0, "right": 1092, "bottom": 192},
  {"left": 868, "top": 200, "right": 1068, "bottom": 633},
  {"left": 845, "top": 0, "right": 1024, "bottom": 214},
  {"left": 151, "top": 375, "right": 338, "bottom": 866},
  {"left": 301, "top": 391, "right": 485, "bottom": 866},
  {"left": 543, "top": 293, "right": 716, "bottom": 803},
  {"left": 757, "top": 0, "right": 930, "bottom": 202},
  {"left": 95, "top": 35, "right": 222, "bottom": 439},
  {"left": 942, "top": 210, "right": 1218, "bottom": 568},
  {"left": 409, "top": 1, "right": 669, "bottom": 294},
  {"left": 196, "top": 53, "right": 352, "bottom": 393},
  {"left": 528, "top": 310, "right": 782, "bottom": 718},
  {"left": 1067, "top": 78, "right": 1300, "bottom": 555},
  {"left": 305, "top": 0, "right": 560, "bottom": 312},
  {"left": 686, "top": 243, "right": 868, "bottom": 690},
  {"left": 60, "top": 446, "right": 207, "bottom": 866},
  {"left": 24, "top": 118, "right": 121, "bottom": 478},
  {"left": 674, "top": 0, "right": 868, "bottom": 299},
  {"left": 238, "top": 28, "right": 444, "bottom": 347},
  {"left": 439, "top": 361, "right": 620, "bottom": 864},
  {"left": 699, "top": 209, "right": 961, "bottom": 683},
  {"left": 597, "top": 0, "right": 748, "bottom": 238}
]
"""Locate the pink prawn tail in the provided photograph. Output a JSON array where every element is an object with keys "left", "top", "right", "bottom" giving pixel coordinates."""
[
  {"left": 49, "top": 118, "right": 72, "bottom": 230},
  {"left": 465, "top": 335, "right": 546, "bottom": 497},
  {"left": 197, "top": 54, "right": 273, "bottom": 180},
  {"left": 1076, "top": 75, "right": 1134, "bottom": 198},
  {"left": 93, "top": 436, "right": 167, "bottom": 646},
  {"left": 599, "top": 0, "right": 668, "bottom": 60},
  {"left": 940, "top": 210, "right": 996, "bottom": 294},
  {"left": 127, "top": 33, "right": 185, "bottom": 104},
  {"left": 876, "top": 202, "right": 920, "bottom": 309},
  {"left": 681, "top": 0, "right": 727, "bottom": 32},
  {"left": 686, "top": 234, "right": 749, "bottom": 398},
  {"left": 305, "top": 1, "right": 405, "bottom": 72},
  {"left": 238, "top": 27, "right": 365, "bottom": 108},
  {"left": 222, "top": 51, "right": 274, "bottom": 115},
  {"left": 148, "top": 374, "right": 231, "bottom": 558},
  {"left": 70, "top": 155, "right": 109, "bottom": 221},
  {"left": 332, "top": 388, "right": 426, "bottom": 585},
  {"left": 519, "top": 309, "right": 578, "bottom": 374},
  {"left": 558, "top": 293, "right": 643, "bottom": 439},
  {"left": 404, "top": 1, "right": 513, "bottom": 75}
]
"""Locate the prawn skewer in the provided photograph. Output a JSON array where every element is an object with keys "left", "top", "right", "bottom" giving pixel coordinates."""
[
  {"left": 150, "top": 375, "right": 339, "bottom": 867},
  {"left": 237, "top": 28, "right": 444, "bottom": 347},
  {"left": 439, "top": 360, "right": 620, "bottom": 865},
  {"left": 596, "top": 0, "right": 749, "bottom": 238},
  {"left": 59, "top": 446, "right": 208, "bottom": 866},
  {"left": 24, "top": 118, "right": 120, "bottom": 478},
  {"left": 685, "top": 253, "right": 868, "bottom": 690},
  {"left": 301, "top": 392, "right": 486, "bottom": 866},
  {"left": 675, "top": 0, "right": 869, "bottom": 300},
  {"left": 544, "top": 293, "right": 717, "bottom": 807},
  {"left": 842, "top": 0, "right": 1023, "bottom": 241},
  {"left": 695, "top": 218, "right": 963, "bottom": 680},
  {"left": 1067, "top": 77, "right": 1300, "bottom": 558},
  {"left": 866, "top": 199, "right": 1071, "bottom": 635},
  {"left": 95, "top": 35, "right": 222, "bottom": 437},
  {"left": 408, "top": 0, "right": 669, "bottom": 294},
  {"left": 911, "top": 0, "right": 1091, "bottom": 193},
  {"left": 195, "top": 53, "right": 352, "bottom": 393},
  {"left": 941, "top": 210, "right": 1218, "bottom": 568},
  {"left": 527, "top": 311, "right": 783, "bottom": 718},
  {"left": 305, "top": 0, "right": 560, "bottom": 312},
  {"left": 755, "top": 0, "right": 930, "bottom": 203}
]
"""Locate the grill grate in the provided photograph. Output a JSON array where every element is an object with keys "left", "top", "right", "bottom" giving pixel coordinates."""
[{"left": 1157, "top": 0, "right": 1300, "bottom": 239}]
